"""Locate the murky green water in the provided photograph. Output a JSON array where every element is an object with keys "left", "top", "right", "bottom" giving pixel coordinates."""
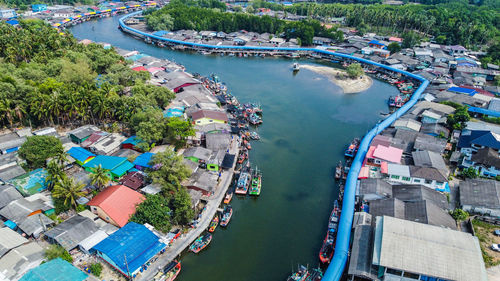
[{"left": 71, "top": 17, "right": 398, "bottom": 281}]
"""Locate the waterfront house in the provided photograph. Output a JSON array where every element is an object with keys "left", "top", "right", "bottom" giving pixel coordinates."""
[
  {"left": 356, "top": 178, "right": 392, "bottom": 202},
  {"left": 392, "top": 118, "right": 422, "bottom": 132},
  {"left": 92, "top": 222, "right": 167, "bottom": 279},
  {"left": 191, "top": 110, "right": 228, "bottom": 125},
  {"left": 53, "top": 9, "right": 75, "bottom": 18},
  {"left": 0, "top": 242, "right": 44, "bottom": 281},
  {"left": 20, "top": 258, "right": 88, "bottom": 281},
  {"left": 183, "top": 169, "right": 218, "bottom": 196},
  {"left": 366, "top": 145, "right": 403, "bottom": 166},
  {"left": 87, "top": 185, "right": 145, "bottom": 227},
  {"left": 368, "top": 40, "right": 385, "bottom": 49},
  {"left": 348, "top": 216, "right": 486, "bottom": 281},
  {"left": 45, "top": 215, "right": 98, "bottom": 251},
  {"left": 420, "top": 110, "right": 442, "bottom": 124},
  {"left": 68, "top": 125, "right": 99, "bottom": 144},
  {"left": 205, "top": 132, "right": 231, "bottom": 151},
  {"left": 82, "top": 155, "right": 134, "bottom": 180},
  {"left": 460, "top": 179, "right": 500, "bottom": 216},
  {"left": 68, "top": 147, "right": 96, "bottom": 166},
  {"left": 413, "top": 134, "right": 447, "bottom": 154},
  {"left": 385, "top": 163, "right": 448, "bottom": 192},
  {"left": 184, "top": 146, "right": 212, "bottom": 163}
]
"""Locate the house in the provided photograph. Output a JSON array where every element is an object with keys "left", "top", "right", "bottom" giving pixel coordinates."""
[
  {"left": 191, "top": 110, "right": 228, "bottom": 125},
  {"left": 78, "top": 230, "right": 109, "bottom": 255},
  {"left": 413, "top": 134, "right": 447, "bottom": 154},
  {"left": 68, "top": 147, "right": 96, "bottom": 166},
  {"left": 0, "top": 242, "right": 44, "bottom": 281},
  {"left": 365, "top": 145, "right": 403, "bottom": 165},
  {"left": 82, "top": 155, "right": 134, "bottom": 180},
  {"left": 460, "top": 179, "right": 500, "bottom": 216},
  {"left": 392, "top": 184, "right": 449, "bottom": 210},
  {"left": 162, "top": 71, "right": 200, "bottom": 93},
  {"left": 368, "top": 198, "right": 456, "bottom": 229},
  {"left": 420, "top": 110, "right": 442, "bottom": 124},
  {"left": 412, "top": 150, "right": 448, "bottom": 177},
  {"left": 132, "top": 152, "right": 155, "bottom": 170},
  {"left": 19, "top": 258, "right": 88, "bottom": 281},
  {"left": 32, "top": 4, "right": 47, "bottom": 12},
  {"left": 385, "top": 163, "right": 448, "bottom": 192},
  {"left": 68, "top": 125, "right": 99, "bottom": 144},
  {"left": 0, "top": 227, "right": 28, "bottom": 257},
  {"left": 92, "top": 222, "right": 167, "bottom": 278},
  {"left": 312, "top": 37, "right": 332, "bottom": 46},
  {"left": 81, "top": 131, "right": 109, "bottom": 148},
  {"left": 87, "top": 185, "right": 145, "bottom": 227},
  {"left": 121, "top": 136, "right": 142, "bottom": 150},
  {"left": 420, "top": 123, "right": 450, "bottom": 138},
  {"left": 0, "top": 184, "right": 22, "bottom": 209},
  {"left": 9, "top": 168, "right": 48, "bottom": 196},
  {"left": 89, "top": 133, "right": 127, "bottom": 155},
  {"left": 0, "top": 133, "right": 26, "bottom": 154},
  {"left": 184, "top": 147, "right": 212, "bottom": 163},
  {"left": 368, "top": 216, "right": 485, "bottom": 281},
  {"left": 183, "top": 169, "right": 218, "bottom": 196},
  {"left": 392, "top": 118, "right": 421, "bottom": 132},
  {"left": 465, "top": 147, "right": 500, "bottom": 177},
  {"left": 119, "top": 172, "right": 145, "bottom": 190},
  {"left": 205, "top": 132, "right": 231, "bottom": 151},
  {"left": 0, "top": 165, "right": 26, "bottom": 182},
  {"left": 368, "top": 40, "right": 385, "bottom": 49},
  {"left": 0, "top": 9, "right": 16, "bottom": 19},
  {"left": 0, "top": 195, "right": 54, "bottom": 237},
  {"left": 44, "top": 215, "right": 99, "bottom": 251},
  {"left": 448, "top": 45, "right": 467, "bottom": 56},
  {"left": 356, "top": 178, "right": 392, "bottom": 201},
  {"left": 269, "top": 37, "right": 285, "bottom": 45}
]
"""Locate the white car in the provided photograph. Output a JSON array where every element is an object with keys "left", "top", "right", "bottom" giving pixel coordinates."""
[{"left": 491, "top": 244, "right": 500, "bottom": 252}]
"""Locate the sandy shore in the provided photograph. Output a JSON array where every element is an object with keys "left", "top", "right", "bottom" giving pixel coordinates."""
[{"left": 301, "top": 65, "right": 373, "bottom": 94}]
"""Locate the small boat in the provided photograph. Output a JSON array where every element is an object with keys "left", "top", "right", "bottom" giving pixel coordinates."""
[
  {"left": 208, "top": 216, "right": 219, "bottom": 233},
  {"left": 335, "top": 161, "right": 343, "bottom": 180},
  {"left": 287, "top": 265, "right": 310, "bottom": 281},
  {"left": 344, "top": 138, "right": 360, "bottom": 158},
  {"left": 154, "top": 260, "right": 181, "bottom": 281},
  {"left": 189, "top": 233, "right": 212, "bottom": 253},
  {"left": 223, "top": 190, "right": 233, "bottom": 204},
  {"left": 292, "top": 62, "right": 300, "bottom": 72},
  {"left": 250, "top": 131, "right": 260, "bottom": 140},
  {"left": 244, "top": 140, "right": 252, "bottom": 150},
  {"left": 307, "top": 267, "right": 323, "bottom": 281},
  {"left": 249, "top": 167, "right": 262, "bottom": 196},
  {"left": 235, "top": 163, "right": 251, "bottom": 195},
  {"left": 319, "top": 200, "right": 340, "bottom": 264},
  {"left": 237, "top": 150, "right": 248, "bottom": 164},
  {"left": 220, "top": 205, "right": 233, "bottom": 227},
  {"left": 248, "top": 113, "right": 262, "bottom": 125}
]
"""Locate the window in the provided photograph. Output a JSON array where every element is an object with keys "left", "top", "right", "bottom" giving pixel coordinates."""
[
  {"left": 209, "top": 120, "right": 213, "bottom": 122},
  {"left": 435, "top": 181, "right": 443, "bottom": 186},
  {"left": 391, "top": 175, "right": 400, "bottom": 180},
  {"left": 402, "top": 177, "right": 411, "bottom": 181},
  {"left": 403, "top": 272, "right": 420, "bottom": 279},
  {"left": 386, "top": 268, "right": 403, "bottom": 276},
  {"left": 413, "top": 179, "right": 421, "bottom": 183},
  {"left": 425, "top": 179, "right": 432, "bottom": 184}
]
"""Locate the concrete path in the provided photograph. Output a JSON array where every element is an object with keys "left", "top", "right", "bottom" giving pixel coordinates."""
[{"left": 136, "top": 137, "right": 240, "bottom": 281}]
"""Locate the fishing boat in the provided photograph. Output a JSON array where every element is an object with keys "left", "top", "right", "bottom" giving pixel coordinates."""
[
  {"left": 154, "top": 260, "right": 181, "bottom": 281},
  {"left": 248, "top": 113, "right": 262, "bottom": 125},
  {"left": 344, "top": 138, "right": 360, "bottom": 158},
  {"left": 243, "top": 139, "right": 252, "bottom": 150},
  {"left": 250, "top": 131, "right": 260, "bottom": 140},
  {"left": 237, "top": 150, "right": 248, "bottom": 164},
  {"left": 335, "top": 161, "right": 343, "bottom": 180},
  {"left": 292, "top": 62, "right": 300, "bottom": 72},
  {"left": 208, "top": 216, "right": 219, "bottom": 233},
  {"left": 189, "top": 233, "right": 212, "bottom": 253},
  {"left": 287, "top": 265, "right": 310, "bottom": 281},
  {"left": 306, "top": 268, "right": 323, "bottom": 281},
  {"left": 249, "top": 167, "right": 262, "bottom": 196},
  {"left": 235, "top": 164, "right": 251, "bottom": 195},
  {"left": 220, "top": 205, "right": 233, "bottom": 227},
  {"left": 319, "top": 200, "right": 340, "bottom": 264},
  {"left": 223, "top": 190, "right": 233, "bottom": 204}
]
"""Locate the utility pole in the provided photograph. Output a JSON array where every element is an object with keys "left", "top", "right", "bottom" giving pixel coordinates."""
[{"left": 124, "top": 254, "right": 132, "bottom": 281}]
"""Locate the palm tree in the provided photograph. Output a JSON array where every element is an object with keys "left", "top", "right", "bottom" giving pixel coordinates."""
[
  {"left": 46, "top": 160, "right": 64, "bottom": 190},
  {"left": 52, "top": 177, "right": 85, "bottom": 210},
  {"left": 90, "top": 164, "right": 109, "bottom": 190}
]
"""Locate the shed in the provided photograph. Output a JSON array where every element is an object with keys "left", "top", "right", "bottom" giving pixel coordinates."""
[
  {"left": 460, "top": 179, "right": 500, "bottom": 216},
  {"left": 119, "top": 171, "right": 145, "bottom": 190},
  {"left": 44, "top": 215, "right": 99, "bottom": 251},
  {"left": 393, "top": 118, "right": 421, "bottom": 132},
  {"left": 68, "top": 125, "right": 99, "bottom": 144}
]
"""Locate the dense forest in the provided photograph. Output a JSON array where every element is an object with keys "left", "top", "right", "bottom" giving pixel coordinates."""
[
  {"left": 285, "top": 1, "right": 499, "bottom": 47},
  {"left": 145, "top": 0, "right": 344, "bottom": 45}
]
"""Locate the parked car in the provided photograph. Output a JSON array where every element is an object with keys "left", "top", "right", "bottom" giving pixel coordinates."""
[
  {"left": 494, "top": 230, "right": 500, "bottom": 236},
  {"left": 491, "top": 244, "right": 500, "bottom": 252}
]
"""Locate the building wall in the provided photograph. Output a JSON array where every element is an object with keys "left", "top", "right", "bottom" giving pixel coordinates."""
[
  {"left": 0, "top": 9, "right": 16, "bottom": 19},
  {"left": 388, "top": 174, "right": 446, "bottom": 191},
  {"left": 90, "top": 206, "right": 119, "bottom": 227},
  {"left": 462, "top": 205, "right": 500, "bottom": 217},
  {"left": 194, "top": 117, "right": 226, "bottom": 126}
]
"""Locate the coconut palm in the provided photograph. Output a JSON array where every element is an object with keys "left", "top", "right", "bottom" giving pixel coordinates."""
[
  {"left": 54, "top": 151, "right": 69, "bottom": 167},
  {"left": 46, "top": 160, "right": 64, "bottom": 190},
  {"left": 52, "top": 177, "right": 85, "bottom": 210},
  {"left": 90, "top": 164, "right": 109, "bottom": 190}
]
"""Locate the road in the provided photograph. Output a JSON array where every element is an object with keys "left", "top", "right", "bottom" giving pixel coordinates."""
[{"left": 136, "top": 137, "right": 240, "bottom": 281}]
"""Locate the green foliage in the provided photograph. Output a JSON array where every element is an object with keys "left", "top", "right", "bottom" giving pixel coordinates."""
[
  {"left": 53, "top": 196, "right": 71, "bottom": 214},
  {"left": 387, "top": 42, "right": 402, "bottom": 54},
  {"left": 345, "top": 63, "right": 364, "bottom": 79},
  {"left": 45, "top": 245, "right": 73, "bottom": 263},
  {"left": 451, "top": 208, "right": 469, "bottom": 221},
  {"left": 148, "top": 150, "right": 192, "bottom": 194},
  {"left": 89, "top": 165, "right": 109, "bottom": 190},
  {"left": 446, "top": 105, "right": 470, "bottom": 130},
  {"left": 462, "top": 167, "right": 479, "bottom": 179},
  {"left": 166, "top": 117, "right": 195, "bottom": 148},
  {"left": 171, "top": 187, "right": 195, "bottom": 224},
  {"left": 52, "top": 177, "right": 86, "bottom": 210},
  {"left": 131, "top": 194, "right": 172, "bottom": 232},
  {"left": 129, "top": 106, "right": 167, "bottom": 143},
  {"left": 402, "top": 31, "right": 422, "bottom": 48},
  {"left": 18, "top": 135, "right": 63, "bottom": 168},
  {"left": 89, "top": 263, "right": 103, "bottom": 277}
]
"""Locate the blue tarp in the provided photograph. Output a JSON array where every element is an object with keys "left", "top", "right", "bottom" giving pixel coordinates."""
[
  {"left": 122, "top": 136, "right": 140, "bottom": 146},
  {"left": 448, "top": 86, "right": 478, "bottom": 96},
  {"left": 164, "top": 107, "right": 184, "bottom": 118},
  {"left": 92, "top": 222, "right": 166, "bottom": 277},
  {"left": 68, "top": 147, "right": 95, "bottom": 163},
  {"left": 133, "top": 152, "right": 155, "bottom": 168},
  {"left": 20, "top": 258, "right": 88, "bottom": 281},
  {"left": 468, "top": 106, "right": 500, "bottom": 118},
  {"left": 152, "top": 30, "right": 170, "bottom": 37},
  {"left": 126, "top": 53, "right": 148, "bottom": 61},
  {"left": 4, "top": 220, "right": 16, "bottom": 229},
  {"left": 6, "top": 19, "right": 19, "bottom": 25}
]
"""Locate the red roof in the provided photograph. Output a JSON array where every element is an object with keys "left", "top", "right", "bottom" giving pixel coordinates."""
[
  {"left": 87, "top": 185, "right": 145, "bottom": 227},
  {"left": 132, "top": 66, "right": 147, "bottom": 72}
]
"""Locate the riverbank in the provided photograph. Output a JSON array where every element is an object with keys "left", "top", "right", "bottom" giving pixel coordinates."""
[{"left": 301, "top": 64, "right": 373, "bottom": 94}]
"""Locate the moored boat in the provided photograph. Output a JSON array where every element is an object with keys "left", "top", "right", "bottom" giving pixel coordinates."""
[
  {"left": 306, "top": 267, "right": 323, "bottom": 281},
  {"left": 292, "top": 62, "right": 300, "bottom": 72},
  {"left": 220, "top": 205, "right": 233, "bottom": 227},
  {"left": 223, "top": 190, "right": 233, "bottom": 204},
  {"left": 208, "top": 216, "right": 219, "bottom": 233},
  {"left": 249, "top": 167, "right": 262, "bottom": 196},
  {"left": 319, "top": 200, "right": 340, "bottom": 264},
  {"left": 344, "top": 138, "right": 360, "bottom": 158},
  {"left": 287, "top": 265, "right": 310, "bottom": 281},
  {"left": 250, "top": 131, "right": 260, "bottom": 140},
  {"left": 189, "top": 233, "right": 212, "bottom": 253},
  {"left": 335, "top": 161, "right": 343, "bottom": 180},
  {"left": 154, "top": 260, "right": 181, "bottom": 281},
  {"left": 235, "top": 164, "right": 251, "bottom": 194}
]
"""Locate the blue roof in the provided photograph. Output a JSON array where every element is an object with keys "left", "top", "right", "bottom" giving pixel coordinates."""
[
  {"left": 126, "top": 53, "right": 148, "bottom": 61},
  {"left": 122, "top": 136, "right": 141, "bottom": 146},
  {"left": 92, "top": 222, "right": 166, "bottom": 276},
  {"left": 6, "top": 19, "right": 18, "bottom": 25},
  {"left": 468, "top": 106, "right": 500, "bottom": 118},
  {"left": 4, "top": 220, "right": 16, "bottom": 229},
  {"left": 448, "top": 86, "right": 478, "bottom": 96},
  {"left": 133, "top": 152, "right": 155, "bottom": 168},
  {"left": 458, "top": 130, "right": 500, "bottom": 150},
  {"left": 83, "top": 155, "right": 127, "bottom": 170},
  {"left": 152, "top": 30, "right": 170, "bottom": 36},
  {"left": 368, "top": 40, "right": 385, "bottom": 46},
  {"left": 19, "top": 258, "right": 88, "bottom": 281},
  {"left": 111, "top": 161, "right": 134, "bottom": 177},
  {"left": 68, "top": 147, "right": 95, "bottom": 163}
]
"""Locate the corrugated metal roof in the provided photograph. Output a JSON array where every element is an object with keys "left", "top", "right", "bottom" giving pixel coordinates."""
[
  {"left": 0, "top": 227, "right": 28, "bottom": 257},
  {"left": 132, "top": 152, "right": 155, "bottom": 168},
  {"left": 19, "top": 258, "right": 88, "bottom": 281}
]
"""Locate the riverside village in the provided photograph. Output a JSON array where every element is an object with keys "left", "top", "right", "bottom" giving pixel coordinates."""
[{"left": 0, "top": 0, "right": 499, "bottom": 281}]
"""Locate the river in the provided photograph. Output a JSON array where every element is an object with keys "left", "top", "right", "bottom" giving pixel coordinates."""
[{"left": 70, "top": 16, "right": 399, "bottom": 281}]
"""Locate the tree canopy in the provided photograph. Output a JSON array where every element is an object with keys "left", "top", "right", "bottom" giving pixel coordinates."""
[
  {"left": 18, "top": 135, "right": 63, "bottom": 168},
  {"left": 148, "top": 150, "right": 192, "bottom": 194},
  {"left": 346, "top": 63, "right": 364, "bottom": 79},
  {"left": 131, "top": 194, "right": 172, "bottom": 232}
]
